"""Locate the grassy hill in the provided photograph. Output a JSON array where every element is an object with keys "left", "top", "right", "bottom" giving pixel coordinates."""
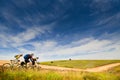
[
  {"left": 1, "top": 65, "right": 120, "bottom": 80},
  {"left": 1, "top": 60, "right": 120, "bottom": 80},
  {"left": 41, "top": 60, "right": 120, "bottom": 69}
]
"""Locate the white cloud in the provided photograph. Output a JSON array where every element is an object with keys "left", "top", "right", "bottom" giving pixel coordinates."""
[
  {"left": 0, "top": 32, "right": 120, "bottom": 61},
  {"left": 75, "top": 47, "right": 120, "bottom": 60},
  {"left": 11, "top": 27, "right": 44, "bottom": 43},
  {"left": 0, "top": 21, "right": 55, "bottom": 45},
  {"left": 15, "top": 30, "right": 118, "bottom": 61},
  {"left": 19, "top": 36, "right": 119, "bottom": 61},
  {"left": 42, "top": 41, "right": 57, "bottom": 49},
  {"left": 46, "top": 39, "right": 112, "bottom": 55},
  {"left": 29, "top": 40, "right": 57, "bottom": 53}
]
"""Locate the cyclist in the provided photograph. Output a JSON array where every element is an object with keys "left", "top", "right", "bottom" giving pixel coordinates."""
[{"left": 24, "top": 53, "right": 34, "bottom": 65}]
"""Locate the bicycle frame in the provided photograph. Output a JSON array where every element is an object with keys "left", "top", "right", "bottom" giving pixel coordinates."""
[{"left": 10, "top": 59, "right": 20, "bottom": 66}]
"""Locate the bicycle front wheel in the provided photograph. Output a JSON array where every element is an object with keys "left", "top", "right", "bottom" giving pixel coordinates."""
[
  {"left": 28, "top": 65, "right": 41, "bottom": 71},
  {"left": 2, "top": 63, "right": 12, "bottom": 71}
]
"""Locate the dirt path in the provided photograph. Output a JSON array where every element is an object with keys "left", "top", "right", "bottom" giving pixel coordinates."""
[
  {"left": 40, "top": 63, "right": 120, "bottom": 72},
  {"left": 84, "top": 63, "right": 120, "bottom": 72}
]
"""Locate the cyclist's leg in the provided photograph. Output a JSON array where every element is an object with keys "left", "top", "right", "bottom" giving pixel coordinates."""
[
  {"left": 25, "top": 59, "right": 30, "bottom": 68},
  {"left": 25, "top": 59, "right": 30, "bottom": 64},
  {"left": 32, "top": 60, "right": 35, "bottom": 65}
]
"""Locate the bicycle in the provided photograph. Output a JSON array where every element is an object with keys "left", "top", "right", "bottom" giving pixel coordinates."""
[
  {"left": 2, "top": 54, "right": 23, "bottom": 71},
  {"left": 2, "top": 59, "right": 21, "bottom": 71}
]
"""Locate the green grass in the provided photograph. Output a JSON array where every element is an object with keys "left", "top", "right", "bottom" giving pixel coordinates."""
[
  {"left": 106, "top": 65, "right": 120, "bottom": 76},
  {"left": 0, "top": 60, "right": 120, "bottom": 80},
  {"left": 1, "top": 61, "right": 120, "bottom": 80},
  {"left": 41, "top": 60, "right": 120, "bottom": 69},
  {"left": 0, "top": 69, "right": 120, "bottom": 80}
]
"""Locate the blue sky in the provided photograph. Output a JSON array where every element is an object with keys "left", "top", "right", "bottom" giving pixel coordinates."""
[{"left": 0, "top": 0, "right": 120, "bottom": 61}]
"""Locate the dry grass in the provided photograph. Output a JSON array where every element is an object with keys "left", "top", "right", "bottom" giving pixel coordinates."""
[{"left": 0, "top": 67, "right": 120, "bottom": 80}]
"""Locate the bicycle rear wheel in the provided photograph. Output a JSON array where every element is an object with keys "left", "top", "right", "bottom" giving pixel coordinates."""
[{"left": 2, "top": 63, "right": 12, "bottom": 71}]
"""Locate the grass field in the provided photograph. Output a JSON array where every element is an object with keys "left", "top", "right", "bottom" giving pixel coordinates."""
[
  {"left": 0, "top": 60, "right": 120, "bottom": 80},
  {"left": 41, "top": 60, "right": 120, "bottom": 69},
  {"left": 0, "top": 67, "right": 120, "bottom": 80}
]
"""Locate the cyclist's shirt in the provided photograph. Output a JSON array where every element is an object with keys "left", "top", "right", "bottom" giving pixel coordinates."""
[{"left": 24, "top": 54, "right": 32, "bottom": 60}]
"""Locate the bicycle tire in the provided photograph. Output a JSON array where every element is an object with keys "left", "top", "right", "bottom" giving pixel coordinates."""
[
  {"left": 2, "top": 63, "right": 12, "bottom": 71},
  {"left": 28, "top": 65, "right": 41, "bottom": 71}
]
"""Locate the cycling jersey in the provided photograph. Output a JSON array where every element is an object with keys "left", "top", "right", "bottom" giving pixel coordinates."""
[{"left": 24, "top": 54, "right": 32, "bottom": 59}]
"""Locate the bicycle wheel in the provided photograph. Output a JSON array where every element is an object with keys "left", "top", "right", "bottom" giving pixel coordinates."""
[
  {"left": 28, "top": 65, "right": 41, "bottom": 71},
  {"left": 18, "top": 64, "right": 27, "bottom": 71},
  {"left": 36, "top": 65, "right": 41, "bottom": 71},
  {"left": 2, "top": 63, "right": 12, "bottom": 71}
]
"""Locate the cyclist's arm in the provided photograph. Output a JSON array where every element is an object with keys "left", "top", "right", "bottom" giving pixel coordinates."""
[{"left": 30, "top": 58, "right": 33, "bottom": 62}]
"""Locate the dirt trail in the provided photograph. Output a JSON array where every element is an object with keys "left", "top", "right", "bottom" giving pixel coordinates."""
[
  {"left": 84, "top": 63, "right": 120, "bottom": 72},
  {"left": 40, "top": 63, "right": 120, "bottom": 72}
]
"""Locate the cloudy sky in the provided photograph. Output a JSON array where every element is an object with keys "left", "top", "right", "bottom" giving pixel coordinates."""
[{"left": 0, "top": 0, "right": 120, "bottom": 61}]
